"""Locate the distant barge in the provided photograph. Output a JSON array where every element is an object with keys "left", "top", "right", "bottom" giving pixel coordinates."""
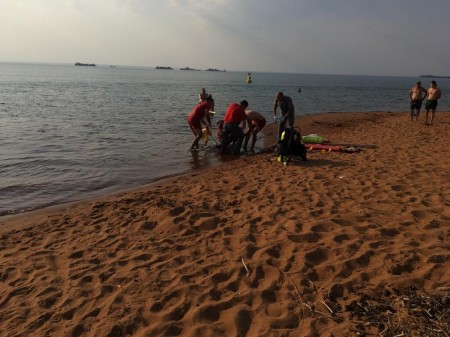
[
  {"left": 155, "top": 66, "right": 226, "bottom": 71},
  {"left": 74, "top": 62, "right": 96, "bottom": 67},
  {"left": 419, "top": 75, "right": 450, "bottom": 78}
]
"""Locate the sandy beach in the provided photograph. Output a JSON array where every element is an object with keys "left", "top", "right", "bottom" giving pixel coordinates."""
[{"left": 1, "top": 111, "right": 449, "bottom": 337}]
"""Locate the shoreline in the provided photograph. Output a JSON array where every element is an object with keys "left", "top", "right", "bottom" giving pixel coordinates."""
[
  {"left": 1, "top": 111, "right": 449, "bottom": 336},
  {"left": 0, "top": 110, "right": 399, "bottom": 219}
]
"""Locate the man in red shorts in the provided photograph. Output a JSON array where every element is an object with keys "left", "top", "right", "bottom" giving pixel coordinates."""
[
  {"left": 221, "top": 100, "right": 248, "bottom": 155},
  {"left": 243, "top": 110, "right": 266, "bottom": 152},
  {"left": 187, "top": 96, "right": 214, "bottom": 150}
]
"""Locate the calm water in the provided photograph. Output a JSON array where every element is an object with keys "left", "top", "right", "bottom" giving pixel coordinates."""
[{"left": 1, "top": 63, "right": 449, "bottom": 215}]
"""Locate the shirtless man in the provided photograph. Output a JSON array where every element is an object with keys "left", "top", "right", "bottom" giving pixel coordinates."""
[
  {"left": 243, "top": 110, "right": 266, "bottom": 152},
  {"left": 409, "top": 81, "right": 427, "bottom": 121},
  {"left": 424, "top": 81, "right": 441, "bottom": 125},
  {"left": 198, "top": 88, "right": 208, "bottom": 103}
]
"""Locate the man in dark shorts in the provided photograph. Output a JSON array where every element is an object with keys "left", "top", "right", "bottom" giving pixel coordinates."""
[
  {"left": 409, "top": 81, "right": 427, "bottom": 121},
  {"left": 243, "top": 110, "right": 266, "bottom": 152},
  {"left": 424, "top": 81, "right": 441, "bottom": 125},
  {"left": 221, "top": 100, "right": 248, "bottom": 155},
  {"left": 273, "top": 92, "right": 295, "bottom": 140}
]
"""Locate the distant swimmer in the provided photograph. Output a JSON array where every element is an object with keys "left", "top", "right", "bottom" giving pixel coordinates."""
[
  {"left": 198, "top": 88, "right": 208, "bottom": 103},
  {"left": 298, "top": 87, "right": 302, "bottom": 92}
]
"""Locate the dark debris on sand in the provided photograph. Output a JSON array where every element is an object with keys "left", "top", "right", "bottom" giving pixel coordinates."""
[{"left": 346, "top": 287, "right": 449, "bottom": 337}]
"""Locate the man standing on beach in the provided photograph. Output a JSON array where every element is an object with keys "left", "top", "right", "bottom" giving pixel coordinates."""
[
  {"left": 188, "top": 96, "right": 214, "bottom": 150},
  {"left": 221, "top": 100, "right": 248, "bottom": 155},
  {"left": 424, "top": 81, "right": 441, "bottom": 125},
  {"left": 409, "top": 81, "right": 427, "bottom": 121},
  {"left": 243, "top": 110, "right": 266, "bottom": 152},
  {"left": 273, "top": 92, "right": 295, "bottom": 140},
  {"left": 425, "top": 81, "right": 441, "bottom": 125}
]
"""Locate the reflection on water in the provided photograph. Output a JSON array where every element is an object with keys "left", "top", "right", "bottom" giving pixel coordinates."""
[{"left": 188, "top": 148, "right": 211, "bottom": 170}]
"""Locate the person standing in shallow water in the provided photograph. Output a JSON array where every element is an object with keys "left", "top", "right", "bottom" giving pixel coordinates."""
[
  {"left": 221, "top": 100, "right": 248, "bottom": 155},
  {"left": 273, "top": 92, "right": 295, "bottom": 140},
  {"left": 187, "top": 96, "right": 214, "bottom": 150},
  {"left": 243, "top": 110, "right": 266, "bottom": 152},
  {"left": 198, "top": 88, "right": 208, "bottom": 103},
  {"left": 424, "top": 81, "right": 441, "bottom": 125},
  {"left": 409, "top": 81, "right": 427, "bottom": 121}
]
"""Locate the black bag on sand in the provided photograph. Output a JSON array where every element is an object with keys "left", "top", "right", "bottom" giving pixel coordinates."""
[
  {"left": 289, "top": 129, "right": 307, "bottom": 160},
  {"left": 276, "top": 128, "right": 307, "bottom": 162}
]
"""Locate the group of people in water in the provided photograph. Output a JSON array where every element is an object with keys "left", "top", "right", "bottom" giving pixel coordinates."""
[
  {"left": 409, "top": 80, "right": 441, "bottom": 124},
  {"left": 187, "top": 88, "right": 295, "bottom": 155},
  {"left": 188, "top": 79, "right": 441, "bottom": 155}
]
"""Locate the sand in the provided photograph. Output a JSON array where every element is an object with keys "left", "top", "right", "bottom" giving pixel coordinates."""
[{"left": 1, "top": 111, "right": 449, "bottom": 337}]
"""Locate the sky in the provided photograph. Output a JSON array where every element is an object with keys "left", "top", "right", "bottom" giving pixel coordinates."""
[{"left": 1, "top": 0, "right": 449, "bottom": 76}]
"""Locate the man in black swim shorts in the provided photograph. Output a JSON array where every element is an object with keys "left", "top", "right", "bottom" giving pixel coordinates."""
[
  {"left": 424, "top": 81, "right": 441, "bottom": 125},
  {"left": 409, "top": 81, "right": 426, "bottom": 121},
  {"left": 425, "top": 100, "right": 437, "bottom": 110}
]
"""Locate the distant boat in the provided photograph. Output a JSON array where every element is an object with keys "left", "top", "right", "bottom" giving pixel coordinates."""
[
  {"left": 180, "top": 67, "right": 198, "bottom": 71},
  {"left": 206, "top": 68, "right": 226, "bottom": 72},
  {"left": 419, "top": 74, "right": 450, "bottom": 78},
  {"left": 246, "top": 72, "right": 252, "bottom": 84},
  {"left": 155, "top": 66, "right": 173, "bottom": 70},
  {"left": 75, "top": 62, "right": 96, "bottom": 67}
]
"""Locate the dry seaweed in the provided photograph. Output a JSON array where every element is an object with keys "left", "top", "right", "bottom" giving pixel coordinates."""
[{"left": 347, "top": 287, "right": 449, "bottom": 336}]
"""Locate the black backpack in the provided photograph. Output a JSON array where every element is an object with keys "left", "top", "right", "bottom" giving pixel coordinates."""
[{"left": 276, "top": 128, "right": 307, "bottom": 161}]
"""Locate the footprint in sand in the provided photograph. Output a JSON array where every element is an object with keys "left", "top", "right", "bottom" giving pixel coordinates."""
[
  {"left": 234, "top": 309, "right": 252, "bottom": 336},
  {"left": 333, "top": 234, "right": 350, "bottom": 243},
  {"left": 304, "top": 247, "right": 328, "bottom": 265}
]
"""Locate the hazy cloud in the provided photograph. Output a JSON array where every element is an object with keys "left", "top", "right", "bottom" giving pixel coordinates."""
[{"left": 1, "top": 0, "right": 449, "bottom": 75}]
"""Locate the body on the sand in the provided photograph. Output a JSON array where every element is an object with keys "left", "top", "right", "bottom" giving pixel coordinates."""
[
  {"left": 243, "top": 110, "right": 266, "bottom": 152},
  {"left": 424, "top": 80, "right": 441, "bottom": 125},
  {"left": 409, "top": 81, "right": 427, "bottom": 121},
  {"left": 221, "top": 100, "right": 248, "bottom": 155},
  {"left": 273, "top": 92, "right": 295, "bottom": 139},
  {"left": 188, "top": 96, "right": 214, "bottom": 150}
]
